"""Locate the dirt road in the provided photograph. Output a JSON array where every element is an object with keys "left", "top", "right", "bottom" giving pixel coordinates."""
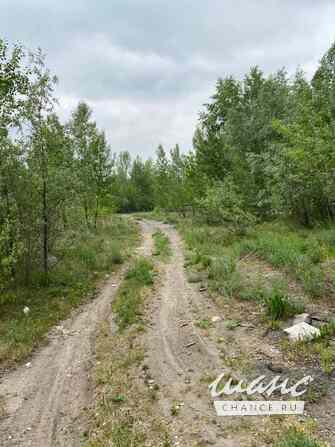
[
  {"left": 141, "top": 220, "right": 242, "bottom": 446},
  {"left": 0, "top": 271, "right": 125, "bottom": 447},
  {"left": 3, "top": 219, "right": 319, "bottom": 446}
]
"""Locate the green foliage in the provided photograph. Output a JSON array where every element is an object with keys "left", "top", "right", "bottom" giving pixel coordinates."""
[
  {"left": 208, "top": 255, "right": 242, "bottom": 298},
  {"left": 264, "top": 284, "right": 304, "bottom": 321},
  {"left": 196, "top": 178, "right": 255, "bottom": 231},
  {"left": 238, "top": 230, "right": 326, "bottom": 297},
  {"left": 125, "top": 258, "right": 154, "bottom": 286},
  {"left": 153, "top": 230, "right": 171, "bottom": 259},
  {"left": 196, "top": 319, "right": 211, "bottom": 330},
  {"left": 0, "top": 217, "right": 138, "bottom": 366},
  {"left": 114, "top": 258, "right": 154, "bottom": 330},
  {"left": 275, "top": 428, "right": 321, "bottom": 447},
  {"left": 192, "top": 41, "right": 335, "bottom": 226}
]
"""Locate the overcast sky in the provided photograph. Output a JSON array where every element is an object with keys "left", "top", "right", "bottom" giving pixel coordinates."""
[{"left": 1, "top": 1, "right": 335, "bottom": 158}]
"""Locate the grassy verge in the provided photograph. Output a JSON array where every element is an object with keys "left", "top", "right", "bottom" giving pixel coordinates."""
[
  {"left": 153, "top": 229, "right": 171, "bottom": 259},
  {"left": 149, "top": 213, "right": 335, "bottom": 300},
  {"left": 0, "top": 216, "right": 138, "bottom": 368},
  {"left": 281, "top": 319, "right": 335, "bottom": 375},
  {"left": 113, "top": 257, "right": 154, "bottom": 330},
  {"left": 88, "top": 256, "right": 171, "bottom": 446}
]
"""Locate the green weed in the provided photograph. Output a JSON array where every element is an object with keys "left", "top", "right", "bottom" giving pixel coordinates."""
[
  {"left": 265, "top": 287, "right": 304, "bottom": 321},
  {"left": 275, "top": 428, "right": 321, "bottom": 447},
  {"left": 208, "top": 255, "right": 242, "bottom": 298},
  {"left": 114, "top": 258, "right": 154, "bottom": 330},
  {"left": 153, "top": 230, "right": 171, "bottom": 259}
]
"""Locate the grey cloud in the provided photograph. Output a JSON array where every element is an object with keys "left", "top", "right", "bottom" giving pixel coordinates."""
[{"left": 1, "top": 0, "right": 335, "bottom": 157}]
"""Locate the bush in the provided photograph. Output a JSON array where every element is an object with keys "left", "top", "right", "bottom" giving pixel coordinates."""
[
  {"left": 126, "top": 258, "right": 154, "bottom": 286},
  {"left": 196, "top": 178, "right": 255, "bottom": 232},
  {"left": 275, "top": 428, "right": 321, "bottom": 447}
]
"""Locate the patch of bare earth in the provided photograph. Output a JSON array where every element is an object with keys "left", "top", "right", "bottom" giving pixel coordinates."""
[{"left": 0, "top": 270, "right": 126, "bottom": 447}]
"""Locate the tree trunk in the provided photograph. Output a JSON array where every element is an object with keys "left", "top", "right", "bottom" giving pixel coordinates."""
[{"left": 42, "top": 177, "right": 48, "bottom": 276}]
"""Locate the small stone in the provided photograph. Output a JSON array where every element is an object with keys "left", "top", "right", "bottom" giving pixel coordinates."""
[
  {"left": 25, "top": 362, "right": 32, "bottom": 368},
  {"left": 23, "top": 306, "right": 30, "bottom": 316},
  {"left": 284, "top": 322, "right": 320, "bottom": 341},
  {"left": 211, "top": 316, "right": 221, "bottom": 323}
]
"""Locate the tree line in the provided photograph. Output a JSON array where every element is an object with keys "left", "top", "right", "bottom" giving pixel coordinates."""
[
  {"left": 114, "top": 39, "right": 335, "bottom": 229},
  {"left": 2, "top": 38, "right": 335, "bottom": 287},
  {"left": 0, "top": 41, "right": 112, "bottom": 287}
]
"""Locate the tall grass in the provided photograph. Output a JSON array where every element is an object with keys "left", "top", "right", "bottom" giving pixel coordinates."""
[
  {"left": 238, "top": 231, "right": 327, "bottom": 297},
  {"left": 264, "top": 283, "right": 304, "bottom": 321}
]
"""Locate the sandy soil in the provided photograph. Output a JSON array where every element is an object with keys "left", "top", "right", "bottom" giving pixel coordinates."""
[
  {"left": 142, "top": 220, "right": 243, "bottom": 446},
  {"left": 0, "top": 270, "right": 125, "bottom": 447}
]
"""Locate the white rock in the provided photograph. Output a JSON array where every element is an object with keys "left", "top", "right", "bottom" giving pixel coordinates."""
[
  {"left": 23, "top": 306, "right": 30, "bottom": 316},
  {"left": 284, "top": 322, "right": 320, "bottom": 341},
  {"left": 211, "top": 316, "right": 221, "bottom": 323},
  {"left": 293, "top": 313, "right": 311, "bottom": 325}
]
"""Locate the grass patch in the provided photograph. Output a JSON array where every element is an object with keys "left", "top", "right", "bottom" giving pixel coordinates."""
[
  {"left": 264, "top": 282, "right": 304, "bottom": 321},
  {"left": 275, "top": 427, "right": 322, "bottom": 447},
  {"left": 113, "top": 258, "right": 154, "bottom": 331},
  {"left": 89, "top": 322, "right": 171, "bottom": 447},
  {"left": 153, "top": 230, "right": 171, "bottom": 259},
  {"left": 237, "top": 230, "right": 327, "bottom": 298},
  {"left": 158, "top": 215, "right": 335, "bottom": 300},
  {"left": 208, "top": 255, "right": 242, "bottom": 298},
  {"left": 196, "top": 318, "right": 212, "bottom": 330},
  {"left": 0, "top": 216, "right": 139, "bottom": 367}
]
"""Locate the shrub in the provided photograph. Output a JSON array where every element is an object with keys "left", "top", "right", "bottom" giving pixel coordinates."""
[
  {"left": 275, "top": 428, "right": 321, "bottom": 447},
  {"left": 195, "top": 177, "right": 255, "bottom": 232},
  {"left": 126, "top": 258, "right": 154, "bottom": 286}
]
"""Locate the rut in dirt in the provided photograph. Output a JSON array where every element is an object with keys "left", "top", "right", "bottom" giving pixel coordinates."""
[
  {"left": 0, "top": 270, "right": 126, "bottom": 447},
  {"left": 142, "top": 220, "right": 241, "bottom": 447}
]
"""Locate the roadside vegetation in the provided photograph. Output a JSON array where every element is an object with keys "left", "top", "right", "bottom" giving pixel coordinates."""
[
  {"left": 275, "top": 427, "right": 322, "bottom": 447},
  {"left": 0, "top": 216, "right": 138, "bottom": 367},
  {"left": 113, "top": 257, "right": 154, "bottom": 330},
  {"left": 153, "top": 229, "right": 171, "bottom": 259}
]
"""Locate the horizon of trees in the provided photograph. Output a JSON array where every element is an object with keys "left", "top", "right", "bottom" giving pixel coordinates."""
[{"left": 2, "top": 37, "right": 335, "bottom": 288}]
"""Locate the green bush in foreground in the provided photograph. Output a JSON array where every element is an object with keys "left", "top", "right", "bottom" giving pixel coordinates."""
[{"left": 275, "top": 428, "right": 321, "bottom": 447}]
